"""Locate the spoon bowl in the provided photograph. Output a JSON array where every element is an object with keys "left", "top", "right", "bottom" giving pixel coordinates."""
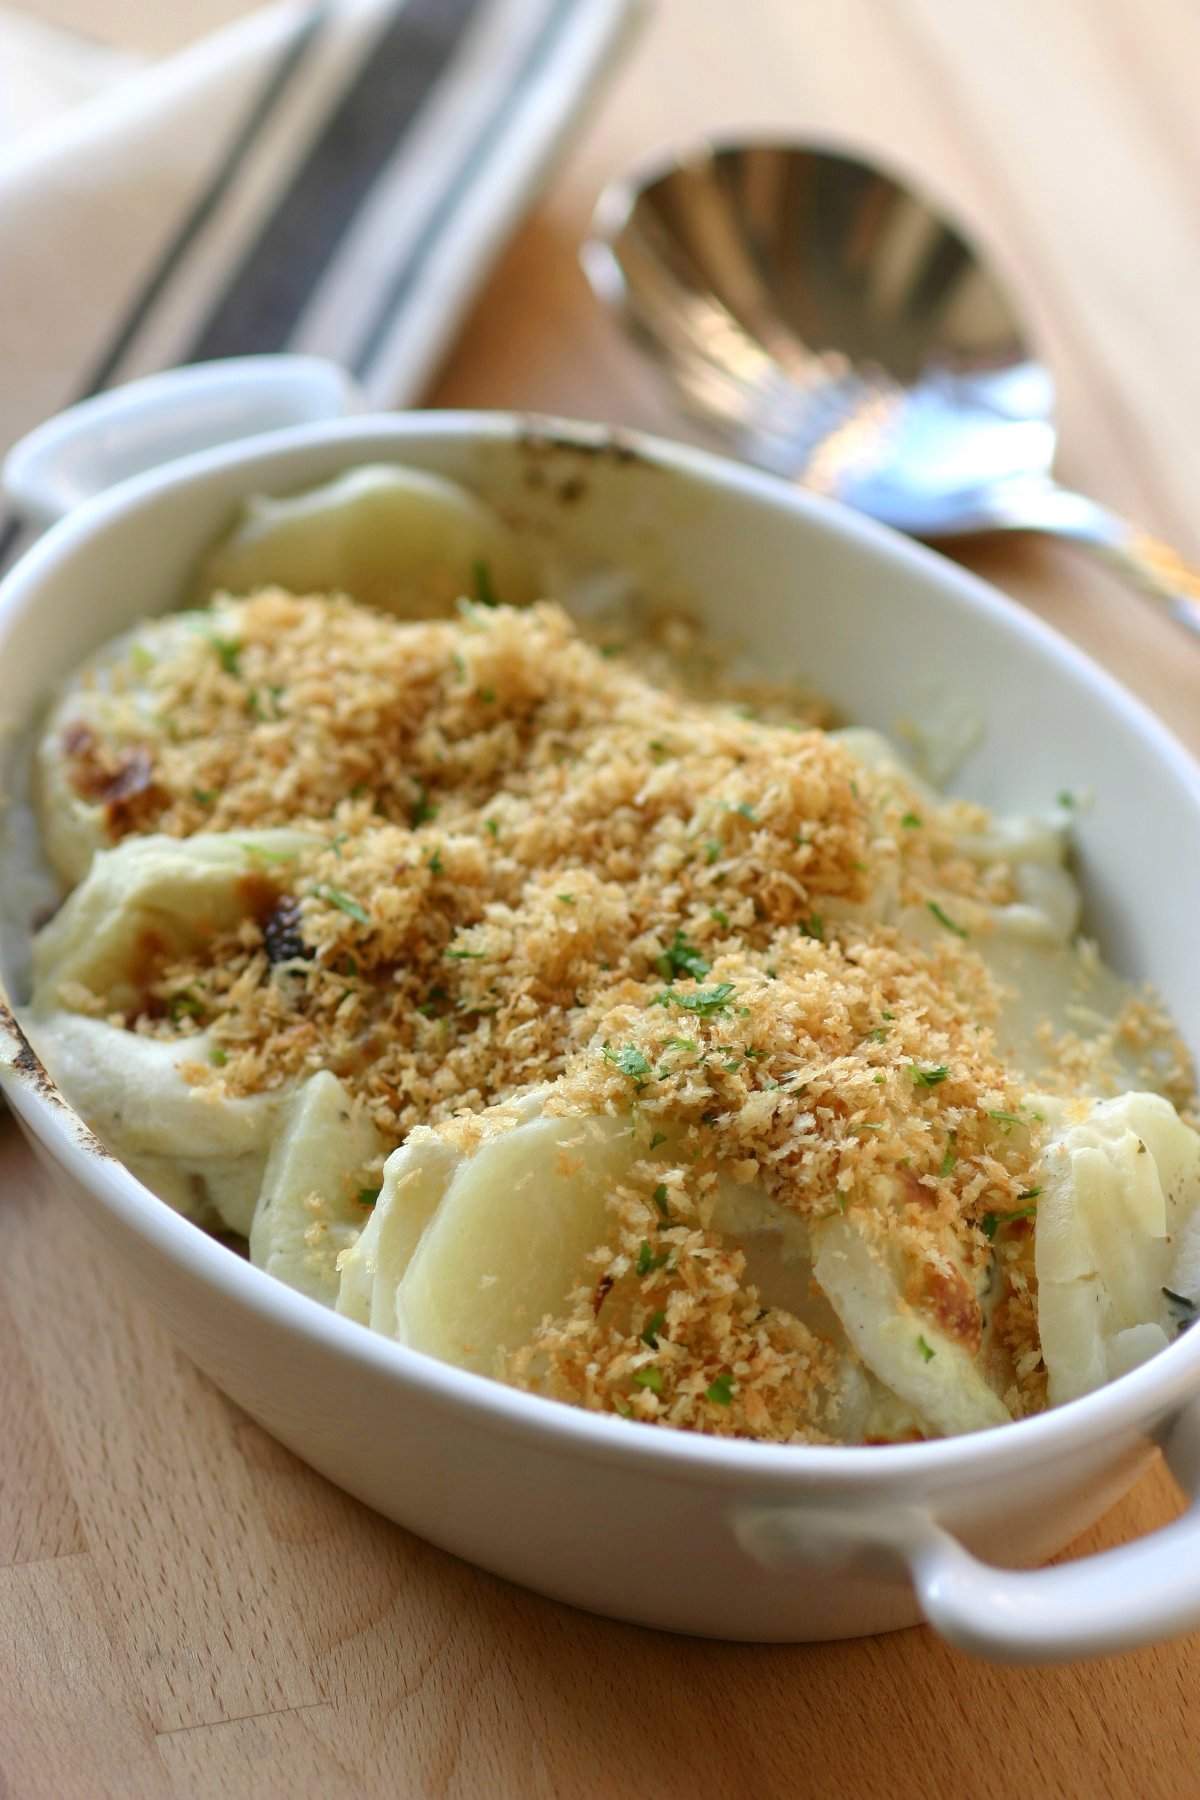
[{"left": 584, "top": 139, "right": 1200, "bottom": 629}]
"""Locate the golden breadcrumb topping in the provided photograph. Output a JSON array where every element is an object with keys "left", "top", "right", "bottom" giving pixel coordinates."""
[
  {"left": 58, "top": 592, "right": 832, "bottom": 850},
  {"left": 57, "top": 598, "right": 1078, "bottom": 1439},
  {"left": 502, "top": 938, "right": 1044, "bottom": 1439}
]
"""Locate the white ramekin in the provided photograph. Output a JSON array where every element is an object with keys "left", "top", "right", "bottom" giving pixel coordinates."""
[{"left": 4, "top": 359, "right": 1200, "bottom": 1661}]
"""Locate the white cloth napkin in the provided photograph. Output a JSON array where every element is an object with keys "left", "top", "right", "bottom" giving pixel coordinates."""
[
  {"left": 0, "top": 0, "right": 640, "bottom": 527},
  {"left": 0, "top": 7, "right": 141, "bottom": 142}
]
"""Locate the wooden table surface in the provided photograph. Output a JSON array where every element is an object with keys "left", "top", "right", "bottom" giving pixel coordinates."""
[{"left": 6, "top": 1, "right": 1200, "bottom": 1794}]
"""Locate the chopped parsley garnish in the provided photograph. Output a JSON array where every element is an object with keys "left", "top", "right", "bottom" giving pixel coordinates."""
[
  {"left": 981, "top": 1202, "right": 1038, "bottom": 1240},
  {"left": 1058, "top": 790, "right": 1076, "bottom": 808},
  {"left": 649, "top": 1131, "right": 667, "bottom": 1150},
  {"left": 940, "top": 1132, "right": 957, "bottom": 1178},
  {"left": 604, "top": 1045, "right": 653, "bottom": 1085},
  {"left": 249, "top": 685, "right": 283, "bottom": 722},
  {"left": 704, "top": 840, "right": 722, "bottom": 864},
  {"left": 426, "top": 850, "right": 444, "bottom": 876},
  {"left": 800, "top": 913, "right": 824, "bottom": 940},
  {"left": 599, "top": 642, "right": 622, "bottom": 659},
  {"left": 650, "top": 982, "right": 737, "bottom": 1016},
  {"left": 641, "top": 1310, "right": 667, "bottom": 1348},
  {"left": 636, "top": 1241, "right": 670, "bottom": 1277},
  {"left": 927, "top": 900, "right": 968, "bottom": 938},
  {"left": 901, "top": 811, "right": 923, "bottom": 829},
  {"left": 632, "top": 1366, "right": 663, "bottom": 1393},
  {"left": 917, "top": 1336, "right": 936, "bottom": 1363},
  {"left": 208, "top": 634, "right": 242, "bottom": 676},
  {"left": 410, "top": 784, "right": 439, "bottom": 828},
  {"left": 357, "top": 1186, "right": 381, "bottom": 1209},
  {"left": 191, "top": 788, "right": 215, "bottom": 806},
  {"left": 473, "top": 557, "right": 498, "bottom": 607},
  {"left": 654, "top": 929, "right": 710, "bottom": 984},
  {"left": 317, "top": 886, "right": 370, "bottom": 925},
  {"left": 988, "top": 1109, "right": 1026, "bottom": 1131},
  {"left": 445, "top": 940, "right": 486, "bottom": 959},
  {"left": 909, "top": 1063, "right": 950, "bottom": 1087},
  {"left": 167, "top": 991, "right": 202, "bottom": 1021},
  {"left": 237, "top": 841, "right": 300, "bottom": 865},
  {"left": 710, "top": 907, "right": 730, "bottom": 928},
  {"left": 210, "top": 1047, "right": 228, "bottom": 1067},
  {"left": 651, "top": 1184, "right": 670, "bottom": 1218},
  {"left": 705, "top": 1373, "right": 735, "bottom": 1406},
  {"left": 484, "top": 818, "right": 499, "bottom": 838},
  {"left": 735, "top": 801, "right": 758, "bottom": 822}
]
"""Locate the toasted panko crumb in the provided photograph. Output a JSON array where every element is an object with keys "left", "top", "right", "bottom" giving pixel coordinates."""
[{"left": 64, "top": 597, "right": 1192, "bottom": 1441}]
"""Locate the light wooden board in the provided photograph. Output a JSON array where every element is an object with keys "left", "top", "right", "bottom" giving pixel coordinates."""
[{"left": 5, "top": 1, "right": 1200, "bottom": 1794}]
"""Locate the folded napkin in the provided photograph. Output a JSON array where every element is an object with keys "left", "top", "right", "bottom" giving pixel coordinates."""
[
  {"left": 0, "top": 0, "right": 640, "bottom": 563},
  {"left": 0, "top": 7, "right": 141, "bottom": 142}
]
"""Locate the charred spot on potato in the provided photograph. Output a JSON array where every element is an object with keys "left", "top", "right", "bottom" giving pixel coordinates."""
[
  {"left": 63, "top": 725, "right": 168, "bottom": 837},
  {"left": 263, "top": 896, "right": 309, "bottom": 965}
]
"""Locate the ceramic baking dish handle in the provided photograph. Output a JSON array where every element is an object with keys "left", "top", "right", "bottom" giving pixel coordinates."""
[
  {"left": 908, "top": 1397, "right": 1200, "bottom": 1661},
  {"left": 736, "top": 1396, "right": 1200, "bottom": 1662},
  {"left": 2, "top": 356, "right": 363, "bottom": 527}
]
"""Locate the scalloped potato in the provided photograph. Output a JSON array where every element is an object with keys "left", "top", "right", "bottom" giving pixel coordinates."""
[{"left": 21, "top": 467, "right": 1200, "bottom": 1445}]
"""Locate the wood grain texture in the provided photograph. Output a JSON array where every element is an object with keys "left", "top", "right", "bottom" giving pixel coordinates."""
[{"left": 4, "top": 1, "right": 1200, "bottom": 1794}]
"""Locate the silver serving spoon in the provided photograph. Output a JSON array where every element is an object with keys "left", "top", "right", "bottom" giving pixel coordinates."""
[{"left": 583, "top": 139, "right": 1200, "bottom": 637}]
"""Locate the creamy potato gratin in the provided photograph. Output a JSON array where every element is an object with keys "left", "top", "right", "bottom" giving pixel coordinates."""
[{"left": 21, "top": 465, "right": 1200, "bottom": 1444}]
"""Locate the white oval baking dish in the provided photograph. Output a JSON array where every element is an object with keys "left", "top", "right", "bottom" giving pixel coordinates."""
[{"left": 3, "top": 362, "right": 1200, "bottom": 1661}]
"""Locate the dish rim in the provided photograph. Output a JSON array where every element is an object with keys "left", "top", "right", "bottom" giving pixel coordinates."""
[{"left": 4, "top": 404, "right": 1200, "bottom": 1488}]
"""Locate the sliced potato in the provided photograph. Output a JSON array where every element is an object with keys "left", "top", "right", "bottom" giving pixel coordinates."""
[
  {"left": 1035, "top": 1091, "right": 1200, "bottom": 1404},
  {"left": 118, "top": 1146, "right": 275, "bottom": 1235},
  {"left": 35, "top": 613, "right": 210, "bottom": 886},
  {"left": 342, "top": 1100, "right": 883, "bottom": 1433},
  {"left": 336, "top": 1090, "right": 547, "bottom": 1334},
  {"left": 812, "top": 1213, "right": 1012, "bottom": 1436},
  {"left": 709, "top": 1177, "right": 851, "bottom": 1342},
  {"left": 248, "top": 1072, "right": 385, "bottom": 1304},
  {"left": 28, "top": 1010, "right": 283, "bottom": 1232},
  {"left": 24, "top": 829, "right": 317, "bottom": 1229},
  {"left": 30, "top": 828, "right": 316, "bottom": 1012},
  {"left": 194, "top": 465, "right": 540, "bottom": 617},
  {"left": 335, "top": 1132, "right": 464, "bottom": 1333},
  {"left": 392, "top": 1105, "right": 642, "bottom": 1374}
]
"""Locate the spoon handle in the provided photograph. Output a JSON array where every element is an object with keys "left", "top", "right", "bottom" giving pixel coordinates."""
[{"left": 993, "top": 482, "right": 1200, "bottom": 639}]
